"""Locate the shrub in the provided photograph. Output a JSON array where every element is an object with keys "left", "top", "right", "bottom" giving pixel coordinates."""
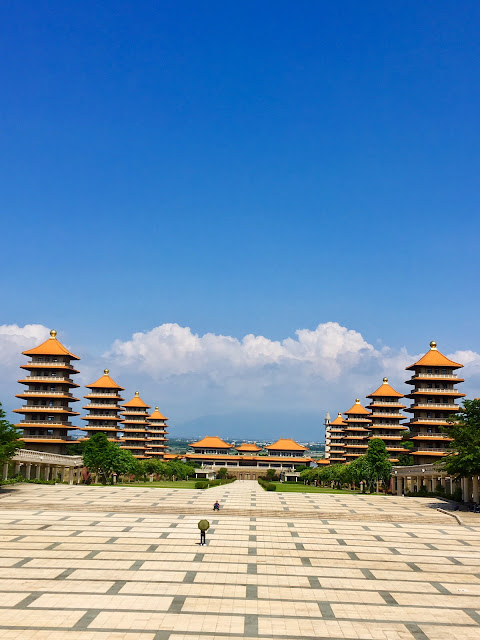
[
  {"left": 258, "top": 477, "right": 276, "bottom": 491},
  {"left": 195, "top": 478, "right": 236, "bottom": 490},
  {"left": 452, "top": 487, "right": 463, "bottom": 502}
]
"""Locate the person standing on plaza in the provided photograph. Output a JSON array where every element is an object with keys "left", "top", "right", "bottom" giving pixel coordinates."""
[{"left": 198, "top": 519, "right": 210, "bottom": 545}]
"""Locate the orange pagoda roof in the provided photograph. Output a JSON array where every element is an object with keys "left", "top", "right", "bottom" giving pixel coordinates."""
[
  {"left": 329, "top": 413, "right": 347, "bottom": 426},
  {"left": 189, "top": 436, "right": 232, "bottom": 449},
  {"left": 406, "top": 341, "right": 463, "bottom": 370},
  {"left": 266, "top": 438, "right": 307, "bottom": 451},
  {"left": 367, "top": 378, "right": 403, "bottom": 398},
  {"left": 236, "top": 443, "right": 262, "bottom": 452},
  {"left": 149, "top": 407, "right": 168, "bottom": 420},
  {"left": 344, "top": 399, "right": 370, "bottom": 415},
  {"left": 86, "top": 369, "right": 124, "bottom": 390},
  {"left": 122, "top": 391, "right": 150, "bottom": 408},
  {"left": 22, "top": 330, "right": 80, "bottom": 360}
]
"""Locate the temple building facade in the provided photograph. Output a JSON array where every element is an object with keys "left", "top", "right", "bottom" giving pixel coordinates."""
[
  {"left": 80, "top": 369, "right": 124, "bottom": 441},
  {"left": 14, "top": 330, "right": 80, "bottom": 454},
  {"left": 404, "top": 341, "right": 464, "bottom": 464},
  {"left": 120, "top": 392, "right": 151, "bottom": 458},
  {"left": 366, "top": 378, "right": 409, "bottom": 463},
  {"left": 146, "top": 407, "right": 169, "bottom": 459},
  {"left": 325, "top": 412, "right": 347, "bottom": 463},
  {"left": 184, "top": 436, "right": 325, "bottom": 480},
  {"left": 343, "top": 399, "right": 371, "bottom": 461}
]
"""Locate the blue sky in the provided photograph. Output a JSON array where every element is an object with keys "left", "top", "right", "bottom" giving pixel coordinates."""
[{"left": 1, "top": 2, "right": 479, "bottom": 438}]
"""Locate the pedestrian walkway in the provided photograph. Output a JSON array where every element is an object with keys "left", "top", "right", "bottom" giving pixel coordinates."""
[{"left": 1, "top": 482, "right": 480, "bottom": 639}]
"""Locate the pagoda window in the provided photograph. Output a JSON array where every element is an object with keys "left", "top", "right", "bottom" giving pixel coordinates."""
[
  {"left": 48, "top": 415, "right": 54, "bottom": 422},
  {"left": 428, "top": 383, "right": 432, "bottom": 388},
  {"left": 51, "top": 372, "right": 57, "bottom": 378},
  {"left": 35, "top": 385, "right": 40, "bottom": 390},
  {"left": 50, "top": 386, "right": 56, "bottom": 392},
  {"left": 441, "top": 368, "right": 447, "bottom": 374},
  {"left": 427, "top": 368, "right": 432, "bottom": 374},
  {"left": 427, "top": 412, "right": 433, "bottom": 418},
  {"left": 434, "top": 369, "right": 439, "bottom": 374}
]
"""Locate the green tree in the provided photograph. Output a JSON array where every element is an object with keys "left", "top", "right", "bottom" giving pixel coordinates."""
[
  {"left": 216, "top": 467, "right": 228, "bottom": 479},
  {"left": 83, "top": 433, "right": 137, "bottom": 484},
  {"left": 443, "top": 399, "right": 480, "bottom": 477},
  {"left": 0, "top": 403, "right": 23, "bottom": 472},
  {"left": 397, "top": 431, "right": 414, "bottom": 466},
  {"left": 364, "top": 438, "right": 392, "bottom": 492}
]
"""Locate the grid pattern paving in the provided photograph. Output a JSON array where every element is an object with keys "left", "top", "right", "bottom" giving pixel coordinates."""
[{"left": 0, "top": 481, "right": 479, "bottom": 639}]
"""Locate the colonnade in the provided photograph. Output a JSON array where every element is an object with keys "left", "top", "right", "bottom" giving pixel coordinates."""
[
  {"left": 2, "top": 450, "right": 84, "bottom": 486},
  {"left": 392, "top": 463, "right": 480, "bottom": 503}
]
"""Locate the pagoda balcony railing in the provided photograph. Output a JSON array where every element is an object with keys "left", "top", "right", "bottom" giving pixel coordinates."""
[
  {"left": 371, "top": 434, "right": 403, "bottom": 438},
  {"left": 369, "top": 401, "right": 404, "bottom": 406},
  {"left": 20, "top": 420, "right": 73, "bottom": 426},
  {"left": 410, "top": 373, "right": 458, "bottom": 379},
  {"left": 84, "top": 403, "right": 121, "bottom": 409},
  {"left": 413, "top": 448, "right": 449, "bottom": 452},
  {"left": 410, "top": 403, "right": 457, "bottom": 409},
  {"left": 22, "top": 434, "right": 75, "bottom": 440},
  {"left": 409, "top": 418, "right": 451, "bottom": 423},
  {"left": 23, "top": 376, "right": 74, "bottom": 383},
  {"left": 412, "top": 433, "right": 450, "bottom": 439},
  {"left": 84, "top": 392, "right": 121, "bottom": 397},
  {"left": 20, "top": 405, "right": 71, "bottom": 411},
  {"left": 369, "top": 422, "right": 407, "bottom": 427},
  {"left": 27, "top": 361, "right": 74, "bottom": 367},
  {"left": 84, "top": 413, "right": 122, "bottom": 418},
  {"left": 369, "top": 413, "right": 405, "bottom": 418},
  {"left": 414, "top": 388, "right": 459, "bottom": 394},
  {"left": 18, "top": 391, "right": 74, "bottom": 397}
]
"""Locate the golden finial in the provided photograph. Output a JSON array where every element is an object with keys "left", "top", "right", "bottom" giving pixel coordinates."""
[
  {"left": 383, "top": 377, "right": 388, "bottom": 383},
  {"left": 430, "top": 340, "right": 437, "bottom": 350},
  {"left": 155, "top": 406, "right": 159, "bottom": 410},
  {"left": 337, "top": 412, "right": 342, "bottom": 416},
  {"left": 50, "top": 329, "right": 57, "bottom": 338},
  {"left": 104, "top": 369, "right": 109, "bottom": 375},
  {"left": 355, "top": 398, "right": 360, "bottom": 403},
  {"left": 135, "top": 391, "right": 139, "bottom": 397}
]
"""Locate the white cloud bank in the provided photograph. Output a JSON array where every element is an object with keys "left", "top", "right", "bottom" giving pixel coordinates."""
[{"left": 0, "top": 322, "right": 479, "bottom": 435}]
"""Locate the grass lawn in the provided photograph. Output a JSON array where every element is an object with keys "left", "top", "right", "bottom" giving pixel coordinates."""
[
  {"left": 273, "top": 483, "right": 360, "bottom": 494},
  {"left": 91, "top": 481, "right": 198, "bottom": 489}
]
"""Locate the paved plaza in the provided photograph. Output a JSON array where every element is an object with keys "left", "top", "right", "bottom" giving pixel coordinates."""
[{"left": 0, "top": 481, "right": 480, "bottom": 639}]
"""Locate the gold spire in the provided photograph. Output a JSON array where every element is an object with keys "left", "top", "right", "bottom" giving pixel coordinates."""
[
  {"left": 355, "top": 398, "right": 360, "bottom": 403},
  {"left": 155, "top": 406, "right": 159, "bottom": 410},
  {"left": 430, "top": 340, "right": 437, "bottom": 350},
  {"left": 383, "top": 377, "right": 388, "bottom": 383},
  {"left": 337, "top": 412, "right": 342, "bottom": 416},
  {"left": 135, "top": 391, "right": 139, "bottom": 397},
  {"left": 50, "top": 329, "right": 57, "bottom": 338},
  {"left": 104, "top": 369, "right": 109, "bottom": 375}
]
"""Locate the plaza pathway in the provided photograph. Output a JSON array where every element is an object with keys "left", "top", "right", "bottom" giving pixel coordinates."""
[{"left": 0, "top": 481, "right": 480, "bottom": 639}]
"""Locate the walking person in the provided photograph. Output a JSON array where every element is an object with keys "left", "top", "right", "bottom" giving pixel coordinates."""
[{"left": 198, "top": 519, "right": 210, "bottom": 546}]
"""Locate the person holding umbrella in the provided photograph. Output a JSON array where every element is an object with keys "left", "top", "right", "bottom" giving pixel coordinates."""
[{"left": 198, "top": 519, "right": 210, "bottom": 546}]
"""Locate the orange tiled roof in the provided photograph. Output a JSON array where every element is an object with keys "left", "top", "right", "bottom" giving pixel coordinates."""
[
  {"left": 344, "top": 399, "right": 370, "bottom": 415},
  {"left": 189, "top": 436, "right": 233, "bottom": 449},
  {"left": 329, "top": 413, "right": 347, "bottom": 426},
  {"left": 235, "top": 443, "right": 262, "bottom": 452},
  {"left": 406, "top": 341, "right": 463, "bottom": 370},
  {"left": 22, "top": 330, "right": 80, "bottom": 360},
  {"left": 149, "top": 407, "right": 168, "bottom": 420},
  {"left": 265, "top": 438, "right": 308, "bottom": 451},
  {"left": 122, "top": 392, "right": 151, "bottom": 408},
  {"left": 87, "top": 369, "right": 124, "bottom": 390},
  {"left": 367, "top": 378, "right": 403, "bottom": 398}
]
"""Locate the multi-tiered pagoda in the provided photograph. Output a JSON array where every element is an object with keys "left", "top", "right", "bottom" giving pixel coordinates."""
[
  {"left": 325, "top": 413, "right": 347, "bottom": 463},
  {"left": 366, "top": 378, "right": 409, "bottom": 463},
  {"left": 343, "top": 399, "right": 371, "bottom": 461},
  {"left": 146, "top": 406, "right": 169, "bottom": 458},
  {"left": 405, "top": 341, "right": 464, "bottom": 464},
  {"left": 120, "top": 391, "right": 151, "bottom": 458},
  {"left": 14, "top": 329, "right": 80, "bottom": 454},
  {"left": 81, "top": 369, "right": 124, "bottom": 441}
]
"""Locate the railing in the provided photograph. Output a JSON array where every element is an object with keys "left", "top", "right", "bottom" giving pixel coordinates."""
[
  {"left": 26, "top": 362, "right": 74, "bottom": 368},
  {"left": 369, "top": 400, "right": 403, "bottom": 405},
  {"left": 84, "top": 403, "right": 121, "bottom": 409},
  {"left": 370, "top": 423, "right": 407, "bottom": 427},
  {"left": 21, "top": 376, "right": 74, "bottom": 383},
  {"left": 17, "top": 391, "right": 74, "bottom": 397},
  {"left": 415, "top": 388, "right": 459, "bottom": 394},
  {"left": 411, "top": 418, "right": 450, "bottom": 423},
  {"left": 411, "top": 374, "right": 458, "bottom": 379},
  {"left": 411, "top": 403, "right": 458, "bottom": 409},
  {"left": 21, "top": 434, "right": 75, "bottom": 440},
  {"left": 12, "top": 449, "right": 83, "bottom": 465},
  {"left": 84, "top": 392, "right": 121, "bottom": 397},
  {"left": 20, "top": 405, "right": 71, "bottom": 411},
  {"left": 413, "top": 448, "right": 449, "bottom": 452},
  {"left": 412, "top": 433, "right": 451, "bottom": 439},
  {"left": 20, "top": 420, "right": 73, "bottom": 426}
]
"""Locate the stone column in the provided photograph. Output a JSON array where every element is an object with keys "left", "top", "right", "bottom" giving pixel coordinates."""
[
  {"left": 69, "top": 468, "right": 74, "bottom": 485},
  {"left": 44, "top": 466, "right": 50, "bottom": 482},
  {"left": 463, "top": 477, "right": 471, "bottom": 503},
  {"left": 25, "top": 464, "right": 32, "bottom": 480},
  {"left": 473, "top": 476, "right": 479, "bottom": 503},
  {"left": 76, "top": 468, "right": 82, "bottom": 484},
  {"left": 2, "top": 463, "right": 8, "bottom": 481},
  {"left": 35, "top": 465, "right": 41, "bottom": 480},
  {"left": 14, "top": 463, "right": 21, "bottom": 476}
]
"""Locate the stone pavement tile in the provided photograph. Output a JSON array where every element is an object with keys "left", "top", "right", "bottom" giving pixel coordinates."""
[
  {"left": 0, "top": 579, "right": 114, "bottom": 593},
  {"left": 395, "top": 593, "right": 480, "bottom": 608},
  {"left": 118, "top": 582, "right": 246, "bottom": 598},
  {"left": 182, "top": 596, "right": 321, "bottom": 616},
  {"left": 0, "top": 593, "right": 33, "bottom": 607},
  {"left": 0, "top": 632, "right": 156, "bottom": 639},
  {"left": 257, "top": 585, "right": 386, "bottom": 604},
  {"left": 30, "top": 593, "right": 174, "bottom": 611},
  {"left": 258, "top": 617, "right": 415, "bottom": 638},
  {"left": 92, "top": 611, "right": 245, "bottom": 634},
  {"left": 0, "top": 608, "right": 85, "bottom": 628},
  {"left": 419, "top": 626, "right": 480, "bottom": 639},
  {"left": 331, "top": 603, "right": 472, "bottom": 624}
]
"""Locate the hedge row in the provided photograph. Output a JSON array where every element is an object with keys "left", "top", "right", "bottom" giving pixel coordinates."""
[
  {"left": 195, "top": 478, "right": 236, "bottom": 490},
  {"left": 0, "top": 477, "right": 56, "bottom": 486},
  {"left": 258, "top": 477, "right": 276, "bottom": 491}
]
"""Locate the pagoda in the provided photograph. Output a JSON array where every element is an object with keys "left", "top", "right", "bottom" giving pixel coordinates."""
[
  {"left": 326, "top": 413, "right": 347, "bottom": 463},
  {"left": 80, "top": 369, "right": 124, "bottom": 441},
  {"left": 343, "top": 399, "right": 371, "bottom": 461},
  {"left": 146, "top": 406, "right": 169, "bottom": 458},
  {"left": 235, "top": 443, "right": 262, "bottom": 454},
  {"left": 405, "top": 341, "right": 464, "bottom": 464},
  {"left": 366, "top": 378, "right": 409, "bottom": 463},
  {"left": 14, "top": 329, "right": 80, "bottom": 454},
  {"left": 120, "top": 392, "right": 151, "bottom": 459}
]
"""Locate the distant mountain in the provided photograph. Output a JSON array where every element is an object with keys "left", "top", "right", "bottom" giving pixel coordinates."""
[{"left": 173, "top": 409, "right": 327, "bottom": 442}]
